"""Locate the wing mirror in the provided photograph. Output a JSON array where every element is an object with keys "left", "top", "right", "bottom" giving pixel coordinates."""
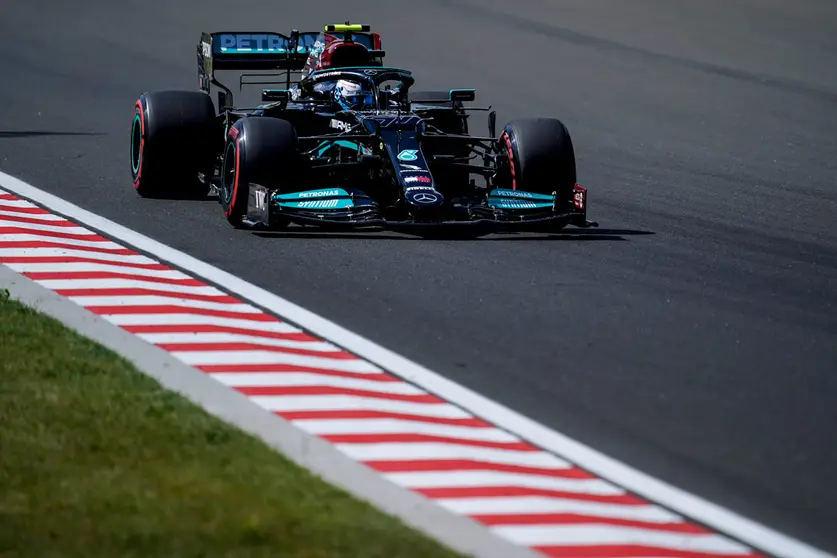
[
  {"left": 449, "top": 89, "right": 476, "bottom": 103},
  {"left": 261, "top": 89, "right": 291, "bottom": 102}
]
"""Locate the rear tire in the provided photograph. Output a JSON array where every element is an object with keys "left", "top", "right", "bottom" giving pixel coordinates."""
[
  {"left": 497, "top": 118, "right": 576, "bottom": 198},
  {"left": 131, "top": 91, "right": 217, "bottom": 198},
  {"left": 219, "top": 117, "right": 299, "bottom": 227}
]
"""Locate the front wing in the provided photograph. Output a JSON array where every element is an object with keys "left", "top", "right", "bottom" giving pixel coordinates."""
[{"left": 244, "top": 184, "right": 596, "bottom": 236}]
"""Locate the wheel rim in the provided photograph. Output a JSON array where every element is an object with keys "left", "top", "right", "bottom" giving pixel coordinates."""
[
  {"left": 220, "top": 141, "right": 236, "bottom": 204},
  {"left": 130, "top": 114, "right": 142, "bottom": 176}
]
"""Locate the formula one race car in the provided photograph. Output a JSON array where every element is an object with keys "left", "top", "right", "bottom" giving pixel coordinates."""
[{"left": 129, "top": 23, "right": 596, "bottom": 237}]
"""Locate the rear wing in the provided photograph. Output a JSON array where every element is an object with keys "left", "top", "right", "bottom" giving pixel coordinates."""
[
  {"left": 198, "top": 31, "right": 312, "bottom": 109},
  {"left": 198, "top": 31, "right": 311, "bottom": 73},
  {"left": 197, "top": 26, "right": 385, "bottom": 110}
]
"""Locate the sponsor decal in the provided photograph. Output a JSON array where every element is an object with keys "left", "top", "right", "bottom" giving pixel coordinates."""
[
  {"left": 404, "top": 175, "right": 431, "bottom": 184},
  {"left": 491, "top": 189, "right": 543, "bottom": 199},
  {"left": 397, "top": 149, "right": 419, "bottom": 161},
  {"left": 400, "top": 164, "right": 424, "bottom": 171},
  {"left": 497, "top": 189, "right": 533, "bottom": 199},
  {"left": 218, "top": 34, "right": 286, "bottom": 52},
  {"left": 297, "top": 189, "right": 340, "bottom": 198},
  {"left": 489, "top": 188, "right": 554, "bottom": 201},
  {"left": 496, "top": 200, "right": 539, "bottom": 209},
  {"left": 330, "top": 119, "right": 352, "bottom": 132},
  {"left": 298, "top": 199, "right": 340, "bottom": 209},
  {"left": 201, "top": 41, "right": 211, "bottom": 58},
  {"left": 255, "top": 189, "right": 267, "bottom": 210},
  {"left": 274, "top": 189, "right": 354, "bottom": 209},
  {"left": 363, "top": 69, "right": 379, "bottom": 75},
  {"left": 312, "top": 70, "right": 344, "bottom": 79},
  {"left": 574, "top": 189, "right": 585, "bottom": 210}
]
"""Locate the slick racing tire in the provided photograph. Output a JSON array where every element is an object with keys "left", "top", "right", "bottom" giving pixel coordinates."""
[
  {"left": 219, "top": 117, "right": 298, "bottom": 227},
  {"left": 498, "top": 118, "right": 576, "bottom": 199},
  {"left": 131, "top": 91, "right": 217, "bottom": 198}
]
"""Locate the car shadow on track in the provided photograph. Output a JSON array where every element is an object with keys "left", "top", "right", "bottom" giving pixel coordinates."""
[
  {"left": 0, "top": 131, "right": 103, "bottom": 139},
  {"left": 252, "top": 228, "right": 654, "bottom": 242},
  {"left": 493, "top": 228, "right": 656, "bottom": 241}
]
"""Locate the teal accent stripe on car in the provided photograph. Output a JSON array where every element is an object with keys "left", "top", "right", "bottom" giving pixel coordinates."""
[
  {"left": 487, "top": 199, "right": 554, "bottom": 210},
  {"left": 315, "top": 140, "right": 366, "bottom": 157},
  {"left": 219, "top": 48, "right": 287, "bottom": 53},
  {"left": 277, "top": 199, "right": 355, "bottom": 210},
  {"left": 489, "top": 188, "right": 555, "bottom": 201},
  {"left": 274, "top": 188, "right": 350, "bottom": 201},
  {"left": 274, "top": 188, "right": 355, "bottom": 209}
]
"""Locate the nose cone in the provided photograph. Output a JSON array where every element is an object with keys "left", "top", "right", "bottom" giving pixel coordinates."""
[{"left": 405, "top": 187, "right": 444, "bottom": 207}]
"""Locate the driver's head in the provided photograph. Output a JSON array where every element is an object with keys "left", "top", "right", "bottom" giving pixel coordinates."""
[{"left": 333, "top": 79, "right": 374, "bottom": 111}]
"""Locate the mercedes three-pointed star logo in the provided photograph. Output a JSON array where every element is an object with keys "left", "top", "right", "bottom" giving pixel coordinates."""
[{"left": 412, "top": 192, "right": 438, "bottom": 204}]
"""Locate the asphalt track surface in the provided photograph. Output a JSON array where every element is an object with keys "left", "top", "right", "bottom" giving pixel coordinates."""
[{"left": 2, "top": 0, "right": 836, "bottom": 553}]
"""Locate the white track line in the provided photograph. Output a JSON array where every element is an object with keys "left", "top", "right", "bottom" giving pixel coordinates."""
[
  {"left": 67, "top": 297, "right": 265, "bottom": 313},
  {"left": 494, "top": 524, "right": 752, "bottom": 553},
  {"left": 337, "top": 443, "right": 572, "bottom": 467},
  {"left": 0, "top": 208, "right": 66, "bottom": 220},
  {"left": 253, "top": 395, "right": 470, "bottom": 418},
  {"left": 170, "top": 349, "right": 382, "bottom": 371},
  {"left": 33, "top": 278, "right": 224, "bottom": 294},
  {"left": 438, "top": 496, "right": 685, "bottom": 522},
  {"left": 384, "top": 470, "right": 623, "bottom": 494},
  {"left": 136, "top": 331, "right": 334, "bottom": 345},
  {"left": 290, "top": 418, "right": 521, "bottom": 441},
  {"left": 0, "top": 247, "right": 157, "bottom": 263},
  {"left": 4, "top": 262, "right": 193, "bottom": 278},
  {"left": 0, "top": 233, "right": 125, "bottom": 249},
  {"left": 0, "top": 171, "right": 832, "bottom": 558},
  {"left": 100, "top": 313, "right": 300, "bottom": 331},
  {"left": 212, "top": 372, "right": 429, "bottom": 394}
]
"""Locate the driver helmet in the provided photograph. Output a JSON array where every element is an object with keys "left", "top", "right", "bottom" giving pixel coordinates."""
[{"left": 333, "top": 79, "right": 374, "bottom": 111}]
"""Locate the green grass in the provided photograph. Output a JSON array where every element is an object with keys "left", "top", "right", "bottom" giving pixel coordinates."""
[{"left": 0, "top": 290, "right": 467, "bottom": 558}]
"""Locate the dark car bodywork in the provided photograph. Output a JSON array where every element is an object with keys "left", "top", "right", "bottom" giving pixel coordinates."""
[{"left": 197, "top": 24, "right": 596, "bottom": 237}]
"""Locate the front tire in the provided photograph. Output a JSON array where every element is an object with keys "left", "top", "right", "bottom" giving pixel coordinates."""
[
  {"left": 131, "top": 91, "right": 217, "bottom": 198},
  {"left": 219, "top": 117, "right": 299, "bottom": 227},
  {"left": 497, "top": 118, "right": 576, "bottom": 198}
]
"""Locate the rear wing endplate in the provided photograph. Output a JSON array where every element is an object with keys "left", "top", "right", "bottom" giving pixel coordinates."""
[{"left": 198, "top": 27, "right": 386, "bottom": 111}]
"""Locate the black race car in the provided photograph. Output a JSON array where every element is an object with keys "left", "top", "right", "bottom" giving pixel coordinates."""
[{"left": 130, "top": 23, "right": 597, "bottom": 237}]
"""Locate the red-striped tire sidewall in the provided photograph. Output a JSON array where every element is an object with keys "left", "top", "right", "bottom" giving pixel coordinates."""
[
  {"left": 221, "top": 123, "right": 245, "bottom": 224},
  {"left": 499, "top": 128, "right": 517, "bottom": 191},
  {"left": 131, "top": 96, "right": 148, "bottom": 191}
]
